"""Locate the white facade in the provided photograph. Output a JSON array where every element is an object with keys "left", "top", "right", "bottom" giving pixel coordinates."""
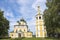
[{"left": 36, "top": 6, "right": 47, "bottom": 37}]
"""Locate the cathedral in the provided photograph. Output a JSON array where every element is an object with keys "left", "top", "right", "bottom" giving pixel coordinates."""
[
  {"left": 9, "top": 6, "right": 47, "bottom": 38},
  {"left": 9, "top": 18, "right": 32, "bottom": 38}
]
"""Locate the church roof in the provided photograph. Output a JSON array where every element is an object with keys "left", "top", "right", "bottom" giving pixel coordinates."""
[
  {"left": 14, "top": 25, "right": 28, "bottom": 28},
  {"left": 36, "top": 13, "right": 42, "bottom": 16},
  {"left": 20, "top": 18, "right": 26, "bottom": 23}
]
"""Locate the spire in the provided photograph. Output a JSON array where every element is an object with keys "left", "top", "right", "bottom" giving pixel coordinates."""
[{"left": 37, "top": 6, "right": 40, "bottom": 14}]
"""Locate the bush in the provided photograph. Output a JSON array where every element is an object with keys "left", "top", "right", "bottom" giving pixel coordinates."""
[
  {"left": 0, "top": 36, "right": 11, "bottom": 39},
  {"left": 13, "top": 37, "right": 25, "bottom": 40}
]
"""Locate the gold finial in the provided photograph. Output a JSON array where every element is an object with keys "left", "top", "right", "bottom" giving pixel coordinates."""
[
  {"left": 38, "top": 6, "right": 40, "bottom": 9},
  {"left": 37, "top": 6, "right": 40, "bottom": 14}
]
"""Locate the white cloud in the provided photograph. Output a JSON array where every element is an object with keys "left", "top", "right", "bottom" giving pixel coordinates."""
[
  {"left": 2, "top": 8, "right": 14, "bottom": 18},
  {"left": 16, "top": 0, "right": 46, "bottom": 33},
  {"left": 17, "top": 0, "right": 28, "bottom": 5},
  {"left": 5, "top": 12, "right": 14, "bottom": 18},
  {"left": 1, "top": 0, "right": 46, "bottom": 33},
  {"left": 16, "top": 0, "right": 35, "bottom": 6},
  {"left": 27, "top": 16, "right": 36, "bottom": 32},
  {"left": 32, "top": 0, "right": 46, "bottom": 11}
]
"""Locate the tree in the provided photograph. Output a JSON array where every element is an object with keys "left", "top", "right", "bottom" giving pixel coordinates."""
[
  {"left": 0, "top": 10, "right": 9, "bottom": 38},
  {"left": 43, "top": 0, "right": 60, "bottom": 37}
]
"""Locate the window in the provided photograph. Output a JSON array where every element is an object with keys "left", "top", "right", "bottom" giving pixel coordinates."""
[
  {"left": 12, "top": 34, "right": 13, "bottom": 36},
  {"left": 36, "top": 17, "right": 38, "bottom": 19},
  {"left": 16, "top": 30, "right": 17, "bottom": 33},
  {"left": 39, "top": 16, "right": 41, "bottom": 19},
  {"left": 29, "top": 34, "right": 31, "bottom": 36},
  {"left": 19, "top": 30, "right": 22, "bottom": 32},
  {"left": 24, "top": 29, "right": 25, "bottom": 32}
]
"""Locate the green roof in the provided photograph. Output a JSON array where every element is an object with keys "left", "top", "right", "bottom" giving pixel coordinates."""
[{"left": 20, "top": 18, "right": 26, "bottom": 23}]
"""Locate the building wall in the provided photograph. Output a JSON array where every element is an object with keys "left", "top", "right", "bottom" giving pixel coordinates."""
[
  {"left": 9, "top": 33, "right": 18, "bottom": 38},
  {"left": 24, "top": 32, "right": 32, "bottom": 38},
  {"left": 9, "top": 18, "right": 33, "bottom": 38},
  {"left": 36, "top": 14, "right": 47, "bottom": 37},
  {"left": 14, "top": 26, "right": 28, "bottom": 33},
  {"left": 20, "top": 21, "right": 26, "bottom": 25}
]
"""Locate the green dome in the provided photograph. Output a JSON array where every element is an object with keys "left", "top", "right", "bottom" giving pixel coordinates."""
[{"left": 20, "top": 18, "right": 26, "bottom": 23}]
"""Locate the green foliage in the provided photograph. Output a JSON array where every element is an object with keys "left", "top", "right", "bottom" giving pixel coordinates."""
[
  {"left": 43, "top": 0, "right": 60, "bottom": 37},
  {"left": 0, "top": 10, "right": 9, "bottom": 37}
]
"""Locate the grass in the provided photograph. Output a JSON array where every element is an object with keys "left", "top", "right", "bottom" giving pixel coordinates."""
[{"left": 0, "top": 37, "right": 60, "bottom": 40}]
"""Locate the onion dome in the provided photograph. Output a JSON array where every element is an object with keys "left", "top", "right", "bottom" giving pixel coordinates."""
[{"left": 20, "top": 18, "right": 26, "bottom": 23}]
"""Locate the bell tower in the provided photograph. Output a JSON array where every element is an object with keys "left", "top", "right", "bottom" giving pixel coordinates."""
[{"left": 36, "top": 6, "right": 46, "bottom": 37}]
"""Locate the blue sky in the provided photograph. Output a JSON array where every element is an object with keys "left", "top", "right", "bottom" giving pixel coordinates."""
[{"left": 0, "top": 0, "right": 46, "bottom": 34}]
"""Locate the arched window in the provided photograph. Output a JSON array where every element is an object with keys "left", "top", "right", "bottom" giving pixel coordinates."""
[
  {"left": 24, "top": 29, "right": 25, "bottom": 32},
  {"left": 19, "top": 29, "right": 22, "bottom": 32},
  {"left": 36, "top": 17, "right": 38, "bottom": 19},
  {"left": 39, "top": 16, "right": 41, "bottom": 19},
  {"left": 12, "top": 34, "right": 13, "bottom": 36},
  {"left": 16, "top": 30, "right": 17, "bottom": 33}
]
